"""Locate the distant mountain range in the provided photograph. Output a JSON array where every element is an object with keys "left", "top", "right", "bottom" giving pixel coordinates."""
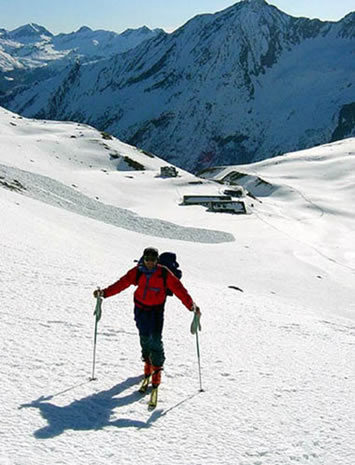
[
  {"left": 1, "top": 0, "right": 354, "bottom": 172},
  {"left": 0, "top": 22, "right": 162, "bottom": 87}
]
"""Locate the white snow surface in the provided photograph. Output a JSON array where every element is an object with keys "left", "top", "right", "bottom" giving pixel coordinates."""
[
  {"left": 0, "top": 24, "right": 162, "bottom": 72},
  {"left": 0, "top": 107, "right": 354, "bottom": 465}
]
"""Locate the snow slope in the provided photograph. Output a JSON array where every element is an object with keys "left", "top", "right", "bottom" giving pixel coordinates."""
[
  {"left": 200, "top": 139, "right": 355, "bottom": 281},
  {"left": 0, "top": 108, "right": 354, "bottom": 465}
]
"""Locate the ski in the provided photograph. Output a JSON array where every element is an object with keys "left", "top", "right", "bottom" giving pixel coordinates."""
[
  {"left": 138, "top": 376, "right": 151, "bottom": 394},
  {"left": 148, "top": 386, "right": 158, "bottom": 409}
]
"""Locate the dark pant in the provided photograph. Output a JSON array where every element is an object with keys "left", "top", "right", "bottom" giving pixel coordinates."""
[{"left": 134, "top": 306, "right": 165, "bottom": 367}]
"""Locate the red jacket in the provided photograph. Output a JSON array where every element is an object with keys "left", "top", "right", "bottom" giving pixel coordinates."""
[{"left": 103, "top": 265, "right": 194, "bottom": 311}]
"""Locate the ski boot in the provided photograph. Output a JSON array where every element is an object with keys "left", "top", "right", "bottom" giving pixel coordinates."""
[
  {"left": 138, "top": 361, "right": 152, "bottom": 393},
  {"left": 148, "top": 366, "right": 162, "bottom": 409}
]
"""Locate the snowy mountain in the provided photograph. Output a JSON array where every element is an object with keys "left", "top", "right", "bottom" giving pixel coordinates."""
[
  {"left": 1, "top": 0, "right": 354, "bottom": 172},
  {"left": 51, "top": 25, "right": 163, "bottom": 59},
  {"left": 2, "top": 23, "right": 53, "bottom": 42},
  {"left": 0, "top": 23, "right": 163, "bottom": 91},
  {"left": 1, "top": 106, "right": 355, "bottom": 465}
]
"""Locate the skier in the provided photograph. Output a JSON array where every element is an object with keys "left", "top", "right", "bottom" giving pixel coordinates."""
[{"left": 93, "top": 247, "right": 200, "bottom": 398}]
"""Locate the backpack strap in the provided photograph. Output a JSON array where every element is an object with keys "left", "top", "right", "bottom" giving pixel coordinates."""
[
  {"left": 136, "top": 266, "right": 143, "bottom": 285},
  {"left": 161, "top": 266, "right": 168, "bottom": 289},
  {"left": 159, "top": 265, "right": 174, "bottom": 296}
]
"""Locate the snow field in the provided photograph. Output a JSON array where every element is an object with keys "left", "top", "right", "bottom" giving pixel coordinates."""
[{"left": 0, "top": 110, "right": 354, "bottom": 465}]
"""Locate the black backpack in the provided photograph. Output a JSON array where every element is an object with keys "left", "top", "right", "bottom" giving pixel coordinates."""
[{"left": 136, "top": 252, "right": 182, "bottom": 296}]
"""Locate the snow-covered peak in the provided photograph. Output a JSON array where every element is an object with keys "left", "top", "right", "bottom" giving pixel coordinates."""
[
  {"left": 121, "top": 25, "right": 164, "bottom": 37},
  {"left": 51, "top": 25, "right": 162, "bottom": 57},
  {"left": 243, "top": 0, "right": 268, "bottom": 10},
  {"left": 336, "top": 11, "right": 355, "bottom": 38},
  {"left": 6, "top": 23, "right": 53, "bottom": 42},
  {"left": 76, "top": 26, "right": 93, "bottom": 34}
]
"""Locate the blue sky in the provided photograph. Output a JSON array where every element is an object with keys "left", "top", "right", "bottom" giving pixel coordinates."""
[{"left": 1, "top": 0, "right": 354, "bottom": 34}]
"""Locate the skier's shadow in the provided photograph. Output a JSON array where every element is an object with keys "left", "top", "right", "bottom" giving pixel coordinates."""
[{"left": 19, "top": 376, "right": 154, "bottom": 438}]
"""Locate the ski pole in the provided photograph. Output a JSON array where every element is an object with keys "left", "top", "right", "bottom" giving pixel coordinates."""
[
  {"left": 90, "top": 291, "right": 103, "bottom": 381},
  {"left": 195, "top": 326, "right": 203, "bottom": 392},
  {"left": 190, "top": 310, "right": 204, "bottom": 392}
]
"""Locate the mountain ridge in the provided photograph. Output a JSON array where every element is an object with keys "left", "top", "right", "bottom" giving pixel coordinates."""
[
  {"left": 0, "top": 23, "right": 162, "bottom": 83},
  {"left": 1, "top": 1, "right": 354, "bottom": 171}
]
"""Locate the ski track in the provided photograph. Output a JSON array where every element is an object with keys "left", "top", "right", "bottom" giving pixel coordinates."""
[
  {"left": 0, "top": 163, "right": 234, "bottom": 244},
  {"left": 1, "top": 233, "right": 354, "bottom": 465}
]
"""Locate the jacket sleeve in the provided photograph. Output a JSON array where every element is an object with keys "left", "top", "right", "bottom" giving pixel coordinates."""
[
  {"left": 103, "top": 266, "right": 137, "bottom": 298},
  {"left": 166, "top": 270, "right": 194, "bottom": 310}
]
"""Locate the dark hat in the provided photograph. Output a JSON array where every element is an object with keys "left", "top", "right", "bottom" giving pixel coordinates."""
[{"left": 143, "top": 247, "right": 159, "bottom": 258}]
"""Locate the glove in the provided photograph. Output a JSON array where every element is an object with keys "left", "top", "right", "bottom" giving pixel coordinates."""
[
  {"left": 93, "top": 289, "right": 104, "bottom": 298},
  {"left": 93, "top": 291, "right": 103, "bottom": 322},
  {"left": 190, "top": 312, "right": 201, "bottom": 334},
  {"left": 190, "top": 303, "right": 201, "bottom": 334},
  {"left": 191, "top": 302, "right": 201, "bottom": 315}
]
